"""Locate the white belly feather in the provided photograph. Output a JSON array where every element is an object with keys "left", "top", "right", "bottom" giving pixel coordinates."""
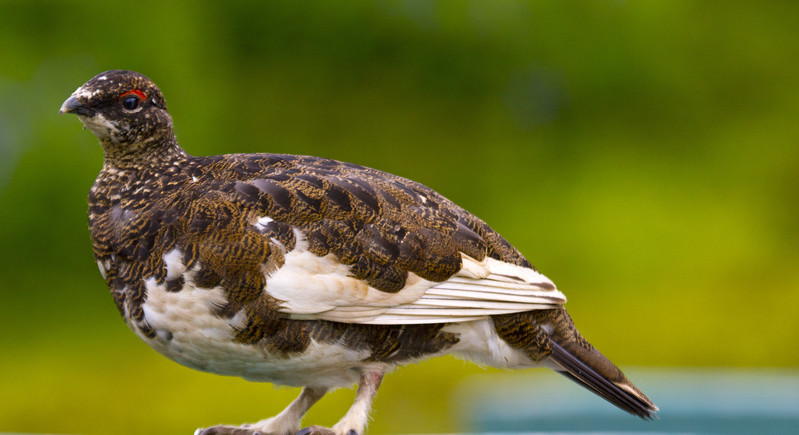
[{"left": 135, "top": 258, "right": 371, "bottom": 388}]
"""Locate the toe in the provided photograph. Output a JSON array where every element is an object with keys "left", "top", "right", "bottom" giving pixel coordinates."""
[
  {"left": 296, "top": 426, "right": 337, "bottom": 435},
  {"left": 196, "top": 425, "right": 262, "bottom": 435}
]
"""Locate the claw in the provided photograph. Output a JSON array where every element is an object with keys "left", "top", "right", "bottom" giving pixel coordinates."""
[{"left": 296, "top": 425, "right": 336, "bottom": 435}]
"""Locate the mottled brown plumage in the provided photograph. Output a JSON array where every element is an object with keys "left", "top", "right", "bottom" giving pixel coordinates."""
[{"left": 62, "top": 70, "right": 656, "bottom": 435}]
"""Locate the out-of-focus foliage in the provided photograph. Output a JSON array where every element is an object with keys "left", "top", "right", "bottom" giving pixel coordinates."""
[{"left": 1, "top": 1, "right": 797, "bottom": 434}]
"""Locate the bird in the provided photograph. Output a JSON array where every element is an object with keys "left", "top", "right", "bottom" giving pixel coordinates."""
[{"left": 60, "top": 70, "right": 657, "bottom": 435}]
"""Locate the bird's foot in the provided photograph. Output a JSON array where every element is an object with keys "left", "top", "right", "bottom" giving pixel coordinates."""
[
  {"left": 296, "top": 426, "right": 358, "bottom": 435},
  {"left": 194, "top": 424, "right": 267, "bottom": 435}
]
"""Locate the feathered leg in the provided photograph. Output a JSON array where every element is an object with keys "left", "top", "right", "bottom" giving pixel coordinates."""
[{"left": 298, "top": 367, "right": 385, "bottom": 435}]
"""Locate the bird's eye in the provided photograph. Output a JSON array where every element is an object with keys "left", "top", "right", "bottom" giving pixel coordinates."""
[
  {"left": 122, "top": 96, "right": 139, "bottom": 110},
  {"left": 119, "top": 89, "right": 147, "bottom": 111}
]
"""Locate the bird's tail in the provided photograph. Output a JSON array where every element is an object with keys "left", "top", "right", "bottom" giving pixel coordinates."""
[{"left": 492, "top": 308, "right": 658, "bottom": 419}]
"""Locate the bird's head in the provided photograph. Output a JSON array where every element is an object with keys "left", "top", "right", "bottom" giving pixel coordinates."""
[{"left": 60, "top": 70, "right": 178, "bottom": 161}]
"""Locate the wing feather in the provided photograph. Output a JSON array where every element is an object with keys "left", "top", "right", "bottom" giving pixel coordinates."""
[{"left": 266, "top": 248, "right": 566, "bottom": 325}]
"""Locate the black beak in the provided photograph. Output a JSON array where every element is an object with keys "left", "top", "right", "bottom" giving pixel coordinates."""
[{"left": 59, "top": 95, "right": 95, "bottom": 116}]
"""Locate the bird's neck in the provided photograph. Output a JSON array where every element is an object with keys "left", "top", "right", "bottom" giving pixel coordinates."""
[
  {"left": 100, "top": 135, "right": 190, "bottom": 173},
  {"left": 92, "top": 137, "right": 193, "bottom": 209}
]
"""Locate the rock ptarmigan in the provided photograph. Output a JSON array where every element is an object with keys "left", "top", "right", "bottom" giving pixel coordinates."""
[{"left": 60, "top": 70, "right": 657, "bottom": 435}]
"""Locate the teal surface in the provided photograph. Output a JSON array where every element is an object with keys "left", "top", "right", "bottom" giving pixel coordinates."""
[{"left": 457, "top": 369, "right": 799, "bottom": 434}]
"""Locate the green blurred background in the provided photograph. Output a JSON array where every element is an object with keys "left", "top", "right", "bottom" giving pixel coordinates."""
[{"left": 1, "top": 1, "right": 798, "bottom": 434}]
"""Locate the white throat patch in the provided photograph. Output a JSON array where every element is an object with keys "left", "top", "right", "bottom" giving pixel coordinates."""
[{"left": 79, "top": 112, "right": 120, "bottom": 141}]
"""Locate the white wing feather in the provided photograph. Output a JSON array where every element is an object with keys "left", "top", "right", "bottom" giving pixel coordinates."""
[{"left": 264, "top": 242, "right": 566, "bottom": 325}]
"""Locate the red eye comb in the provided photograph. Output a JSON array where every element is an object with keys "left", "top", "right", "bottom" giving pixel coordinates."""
[{"left": 120, "top": 89, "right": 147, "bottom": 100}]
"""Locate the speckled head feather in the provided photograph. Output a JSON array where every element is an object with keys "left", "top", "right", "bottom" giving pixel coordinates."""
[
  {"left": 60, "top": 70, "right": 177, "bottom": 163},
  {"left": 62, "top": 70, "right": 656, "bottom": 435}
]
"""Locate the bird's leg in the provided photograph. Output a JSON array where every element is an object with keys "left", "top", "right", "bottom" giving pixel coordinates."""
[
  {"left": 332, "top": 368, "right": 384, "bottom": 435},
  {"left": 298, "top": 367, "right": 385, "bottom": 435},
  {"left": 249, "top": 386, "right": 329, "bottom": 433},
  {"left": 197, "top": 386, "right": 328, "bottom": 435}
]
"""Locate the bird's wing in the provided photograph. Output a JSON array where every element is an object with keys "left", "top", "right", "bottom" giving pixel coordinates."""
[
  {"left": 258, "top": 216, "right": 566, "bottom": 324},
  {"left": 263, "top": 241, "right": 565, "bottom": 324}
]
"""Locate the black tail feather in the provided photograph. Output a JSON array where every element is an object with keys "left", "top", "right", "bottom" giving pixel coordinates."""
[{"left": 549, "top": 340, "right": 657, "bottom": 419}]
